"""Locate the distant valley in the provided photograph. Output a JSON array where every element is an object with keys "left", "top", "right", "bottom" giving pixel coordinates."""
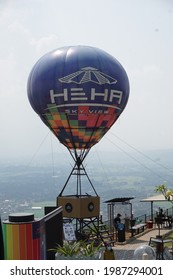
[{"left": 0, "top": 148, "right": 173, "bottom": 221}]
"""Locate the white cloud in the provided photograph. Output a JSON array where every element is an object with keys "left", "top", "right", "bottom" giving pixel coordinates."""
[{"left": 30, "top": 34, "right": 59, "bottom": 54}]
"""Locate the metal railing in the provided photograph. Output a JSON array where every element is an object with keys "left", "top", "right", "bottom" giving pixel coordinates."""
[{"left": 104, "top": 206, "right": 173, "bottom": 229}]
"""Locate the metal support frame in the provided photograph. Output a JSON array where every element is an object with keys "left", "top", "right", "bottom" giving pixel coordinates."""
[
  {"left": 59, "top": 152, "right": 98, "bottom": 197},
  {"left": 58, "top": 150, "right": 100, "bottom": 237}
]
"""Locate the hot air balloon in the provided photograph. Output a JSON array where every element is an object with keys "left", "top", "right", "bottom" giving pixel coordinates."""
[
  {"left": 27, "top": 46, "right": 129, "bottom": 160},
  {"left": 27, "top": 46, "right": 129, "bottom": 227}
]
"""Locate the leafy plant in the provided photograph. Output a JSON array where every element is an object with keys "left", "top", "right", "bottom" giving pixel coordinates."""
[
  {"left": 155, "top": 184, "right": 173, "bottom": 203},
  {"left": 79, "top": 240, "right": 102, "bottom": 257},
  {"left": 53, "top": 241, "right": 80, "bottom": 257},
  {"left": 53, "top": 240, "right": 102, "bottom": 259}
]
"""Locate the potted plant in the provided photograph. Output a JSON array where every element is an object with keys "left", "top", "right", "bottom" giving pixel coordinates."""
[
  {"left": 54, "top": 240, "right": 80, "bottom": 260},
  {"left": 79, "top": 240, "right": 103, "bottom": 260},
  {"left": 54, "top": 240, "right": 103, "bottom": 260}
]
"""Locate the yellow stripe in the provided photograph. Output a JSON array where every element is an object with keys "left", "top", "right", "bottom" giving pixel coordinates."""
[
  {"left": 12, "top": 225, "right": 20, "bottom": 260},
  {"left": 6, "top": 224, "right": 13, "bottom": 260}
]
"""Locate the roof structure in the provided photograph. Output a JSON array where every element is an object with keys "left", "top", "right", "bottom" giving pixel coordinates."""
[
  {"left": 140, "top": 194, "right": 173, "bottom": 221},
  {"left": 105, "top": 197, "right": 135, "bottom": 231},
  {"left": 104, "top": 197, "right": 135, "bottom": 203},
  {"left": 140, "top": 194, "right": 168, "bottom": 202}
]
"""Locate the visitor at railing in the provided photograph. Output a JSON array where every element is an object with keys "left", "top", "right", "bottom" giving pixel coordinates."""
[
  {"left": 155, "top": 208, "right": 172, "bottom": 229},
  {"left": 113, "top": 213, "right": 121, "bottom": 230}
]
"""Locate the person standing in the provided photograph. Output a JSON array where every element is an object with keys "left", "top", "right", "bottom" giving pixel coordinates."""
[{"left": 114, "top": 213, "right": 121, "bottom": 230}]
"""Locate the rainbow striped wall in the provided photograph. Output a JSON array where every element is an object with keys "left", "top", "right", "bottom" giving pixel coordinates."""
[{"left": 2, "top": 220, "right": 46, "bottom": 260}]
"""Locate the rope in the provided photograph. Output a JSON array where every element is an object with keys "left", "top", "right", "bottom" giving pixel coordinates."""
[
  {"left": 110, "top": 132, "right": 173, "bottom": 175},
  {"left": 105, "top": 135, "right": 173, "bottom": 185}
]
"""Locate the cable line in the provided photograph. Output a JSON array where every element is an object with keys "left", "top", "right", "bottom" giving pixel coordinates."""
[
  {"left": 25, "top": 132, "right": 50, "bottom": 167},
  {"left": 105, "top": 136, "right": 173, "bottom": 185},
  {"left": 93, "top": 146, "right": 114, "bottom": 191},
  {"left": 110, "top": 132, "right": 173, "bottom": 175}
]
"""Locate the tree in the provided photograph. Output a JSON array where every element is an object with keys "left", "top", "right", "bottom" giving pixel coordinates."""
[{"left": 155, "top": 184, "right": 173, "bottom": 204}]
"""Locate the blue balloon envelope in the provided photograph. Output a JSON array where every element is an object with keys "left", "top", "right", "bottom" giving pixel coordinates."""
[{"left": 27, "top": 46, "right": 130, "bottom": 150}]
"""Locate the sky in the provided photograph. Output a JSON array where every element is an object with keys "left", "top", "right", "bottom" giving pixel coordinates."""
[{"left": 0, "top": 0, "right": 173, "bottom": 161}]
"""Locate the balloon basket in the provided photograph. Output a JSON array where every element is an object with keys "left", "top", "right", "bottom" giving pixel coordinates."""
[{"left": 57, "top": 195, "right": 100, "bottom": 218}]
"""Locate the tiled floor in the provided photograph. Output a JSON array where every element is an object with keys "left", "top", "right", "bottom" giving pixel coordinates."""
[{"left": 113, "top": 227, "right": 173, "bottom": 260}]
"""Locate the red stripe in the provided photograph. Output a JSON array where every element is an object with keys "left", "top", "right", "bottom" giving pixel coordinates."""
[
  {"left": 26, "top": 224, "right": 33, "bottom": 259},
  {"left": 19, "top": 224, "right": 27, "bottom": 260}
]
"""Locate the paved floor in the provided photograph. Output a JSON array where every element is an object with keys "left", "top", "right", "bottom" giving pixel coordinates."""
[{"left": 113, "top": 227, "right": 173, "bottom": 260}]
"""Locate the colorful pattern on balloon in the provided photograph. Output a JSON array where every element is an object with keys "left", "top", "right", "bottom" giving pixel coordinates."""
[{"left": 43, "top": 104, "right": 117, "bottom": 149}]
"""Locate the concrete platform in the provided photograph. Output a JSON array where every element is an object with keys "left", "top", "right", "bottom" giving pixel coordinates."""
[{"left": 113, "top": 227, "right": 173, "bottom": 260}]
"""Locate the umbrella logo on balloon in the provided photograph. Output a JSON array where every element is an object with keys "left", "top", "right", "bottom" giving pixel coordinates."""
[{"left": 59, "top": 67, "right": 117, "bottom": 85}]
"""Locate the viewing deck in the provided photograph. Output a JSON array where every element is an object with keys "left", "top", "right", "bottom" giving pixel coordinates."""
[{"left": 113, "top": 226, "right": 173, "bottom": 260}]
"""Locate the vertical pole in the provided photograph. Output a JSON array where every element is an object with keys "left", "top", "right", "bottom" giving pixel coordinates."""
[
  {"left": 151, "top": 201, "right": 153, "bottom": 221},
  {"left": 130, "top": 203, "right": 133, "bottom": 238}
]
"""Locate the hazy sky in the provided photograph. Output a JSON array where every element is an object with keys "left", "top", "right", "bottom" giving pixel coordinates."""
[{"left": 0, "top": 0, "right": 173, "bottom": 161}]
